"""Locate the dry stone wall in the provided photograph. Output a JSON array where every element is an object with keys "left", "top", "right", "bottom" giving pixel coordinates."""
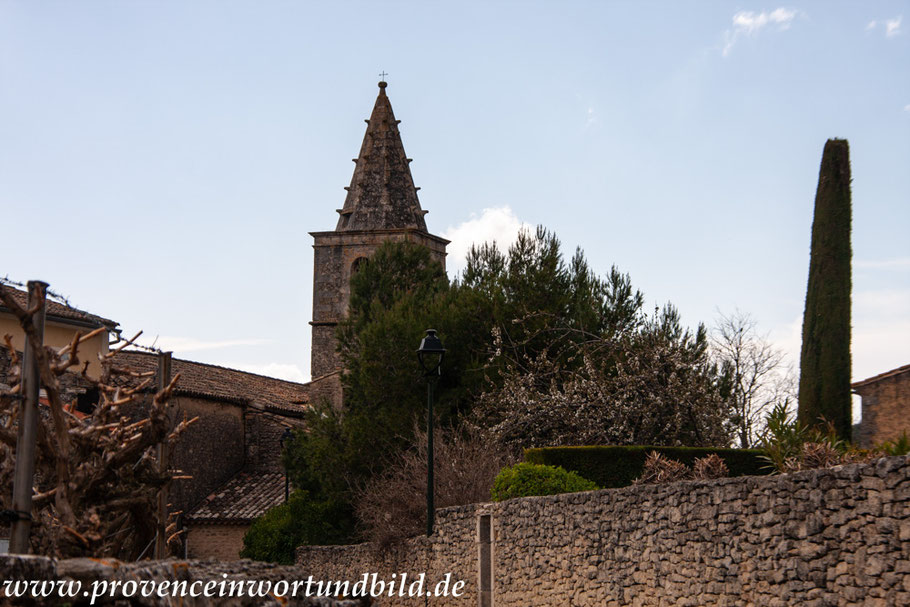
[{"left": 297, "top": 455, "right": 910, "bottom": 606}]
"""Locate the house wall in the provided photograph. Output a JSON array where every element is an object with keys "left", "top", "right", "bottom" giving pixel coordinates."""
[
  {"left": 857, "top": 371, "right": 910, "bottom": 447},
  {"left": 168, "top": 396, "right": 246, "bottom": 514},
  {"left": 185, "top": 523, "right": 249, "bottom": 560},
  {"left": 244, "top": 409, "right": 305, "bottom": 473},
  {"left": 0, "top": 316, "right": 108, "bottom": 378},
  {"left": 297, "top": 456, "right": 910, "bottom": 606}
]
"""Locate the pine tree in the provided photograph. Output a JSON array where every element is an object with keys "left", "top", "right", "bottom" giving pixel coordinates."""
[{"left": 797, "top": 139, "right": 852, "bottom": 439}]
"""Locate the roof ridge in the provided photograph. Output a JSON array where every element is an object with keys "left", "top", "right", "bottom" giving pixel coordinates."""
[
  {"left": 0, "top": 284, "right": 118, "bottom": 329},
  {"left": 118, "top": 350, "right": 309, "bottom": 387},
  {"left": 852, "top": 363, "right": 910, "bottom": 388}
]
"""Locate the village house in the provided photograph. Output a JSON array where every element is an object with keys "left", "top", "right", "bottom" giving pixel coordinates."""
[
  {"left": 0, "top": 284, "right": 118, "bottom": 380},
  {"left": 853, "top": 363, "right": 910, "bottom": 447},
  {"left": 0, "top": 285, "right": 310, "bottom": 559}
]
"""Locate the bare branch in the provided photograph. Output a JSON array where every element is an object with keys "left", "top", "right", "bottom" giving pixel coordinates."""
[
  {"left": 57, "top": 326, "right": 106, "bottom": 356},
  {"left": 105, "top": 330, "right": 143, "bottom": 359},
  {"left": 0, "top": 300, "right": 186, "bottom": 558},
  {"left": 3, "top": 333, "right": 19, "bottom": 366}
]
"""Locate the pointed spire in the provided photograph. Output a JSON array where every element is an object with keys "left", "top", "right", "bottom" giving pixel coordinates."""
[{"left": 336, "top": 81, "right": 428, "bottom": 232}]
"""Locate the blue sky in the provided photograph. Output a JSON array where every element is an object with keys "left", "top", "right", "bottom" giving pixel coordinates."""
[{"left": 2, "top": 2, "right": 908, "bottom": 399}]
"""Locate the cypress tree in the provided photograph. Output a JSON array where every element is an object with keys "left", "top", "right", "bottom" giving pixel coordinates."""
[{"left": 797, "top": 139, "right": 852, "bottom": 439}]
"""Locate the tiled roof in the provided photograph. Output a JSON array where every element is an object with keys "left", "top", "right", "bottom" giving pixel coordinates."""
[
  {"left": 185, "top": 471, "right": 286, "bottom": 524},
  {"left": 852, "top": 364, "right": 910, "bottom": 389},
  {"left": 0, "top": 286, "right": 118, "bottom": 330},
  {"left": 115, "top": 351, "right": 309, "bottom": 411}
]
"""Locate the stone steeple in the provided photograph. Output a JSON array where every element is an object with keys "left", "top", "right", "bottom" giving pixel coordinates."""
[
  {"left": 308, "top": 81, "right": 448, "bottom": 405},
  {"left": 336, "top": 81, "right": 428, "bottom": 232}
]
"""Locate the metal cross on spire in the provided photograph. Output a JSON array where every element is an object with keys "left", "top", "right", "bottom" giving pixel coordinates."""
[{"left": 379, "top": 71, "right": 388, "bottom": 81}]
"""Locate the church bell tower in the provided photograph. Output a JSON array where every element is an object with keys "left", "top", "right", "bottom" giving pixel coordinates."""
[{"left": 308, "top": 81, "right": 448, "bottom": 403}]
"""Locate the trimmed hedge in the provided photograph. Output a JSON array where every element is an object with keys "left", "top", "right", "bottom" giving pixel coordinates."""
[
  {"left": 491, "top": 462, "right": 598, "bottom": 501},
  {"left": 524, "top": 445, "right": 768, "bottom": 489}
]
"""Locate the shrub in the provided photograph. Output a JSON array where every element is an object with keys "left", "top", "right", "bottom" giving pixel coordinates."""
[
  {"left": 759, "top": 403, "right": 895, "bottom": 473},
  {"left": 634, "top": 452, "right": 692, "bottom": 485},
  {"left": 491, "top": 462, "right": 598, "bottom": 501},
  {"left": 240, "top": 490, "right": 353, "bottom": 565},
  {"left": 760, "top": 402, "right": 809, "bottom": 472},
  {"left": 692, "top": 453, "right": 729, "bottom": 480},
  {"left": 877, "top": 432, "right": 910, "bottom": 456},
  {"left": 354, "top": 424, "right": 512, "bottom": 547},
  {"left": 524, "top": 445, "right": 767, "bottom": 489},
  {"left": 634, "top": 452, "right": 730, "bottom": 485}
]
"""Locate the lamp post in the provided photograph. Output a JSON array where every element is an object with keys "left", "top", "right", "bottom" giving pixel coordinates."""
[
  {"left": 280, "top": 427, "right": 294, "bottom": 503},
  {"left": 417, "top": 329, "right": 445, "bottom": 537}
]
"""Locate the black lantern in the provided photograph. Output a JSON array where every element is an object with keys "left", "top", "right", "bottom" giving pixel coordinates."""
[
  {"left": 417, "top": 329, "right": 445, "bottom": 536},
  {"left": 417, "top": 329, "right": 446, "bottom": 375}
]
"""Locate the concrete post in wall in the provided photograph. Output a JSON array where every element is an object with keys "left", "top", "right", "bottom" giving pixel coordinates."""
[{"left": 478, "top": 514, "right": 493, "bottom": 607}]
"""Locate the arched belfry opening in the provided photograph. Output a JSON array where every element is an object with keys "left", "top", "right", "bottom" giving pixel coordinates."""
[
  {"left": 350, "top": 256, "right": 368, "bottom": 276},
  {"left": 308, "top": 81, "right": 448, "bottom": 405}
]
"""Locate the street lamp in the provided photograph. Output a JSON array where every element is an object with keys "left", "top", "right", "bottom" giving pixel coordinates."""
[
  {"left": 280, "top": 427, "right": 294, "bottom": 503},
  {"left": 417, "top": 329, "right": 445, "bottom": 536}
]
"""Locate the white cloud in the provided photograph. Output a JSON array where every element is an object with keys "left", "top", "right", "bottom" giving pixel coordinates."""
[
  {"left": 585, "top": 107, "right": 597, "bottom": 129},
  {"left": 136, "top": 335, "right": 272, "bottom": 353},
  {"left": 905, "top": 104, "right": 910, "bottom": 112},
  {"left": 441, "top": 206, "right": 529, "bottom": 278},
  {"left": 732, "top": 8, "right": 797, "bottom": 34},
  {"left": 867, "top": 15, "right": 903, "bottom": 37},
  {"left": 723, "top": 7, "right": 798, "bottom": 56}
]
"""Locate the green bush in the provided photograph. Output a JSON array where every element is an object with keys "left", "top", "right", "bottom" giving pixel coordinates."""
[
  {"left": 524, "top": 445, "right": 768, "bottom": 489},
  {"left": 491, "top": 462, "right": 598, "bottom": 501},
  {"left": 877, "top": 432, "right": 910, "bottom": 456},
  {"left": 760, "top": 402, "right": 811, "bottom": 472},
  {"left": 240, "top": 490, "right": 354, "bottom": 565}
]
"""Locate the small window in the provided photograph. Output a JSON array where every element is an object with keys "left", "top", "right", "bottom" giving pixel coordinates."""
[
  {"left": 351, "top": 257, "right": 369, "bottom": 275},
  {"left": 75, "top": 387, "right": 100, "bottom": 415}
]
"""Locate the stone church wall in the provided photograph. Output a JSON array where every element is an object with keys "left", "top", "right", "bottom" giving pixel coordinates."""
[
  {"left": 297, "top": 455, "right": 910, "bottom": 606},
  {"left": 309, "top": 229, "right": 447, "bottom": 381}
]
